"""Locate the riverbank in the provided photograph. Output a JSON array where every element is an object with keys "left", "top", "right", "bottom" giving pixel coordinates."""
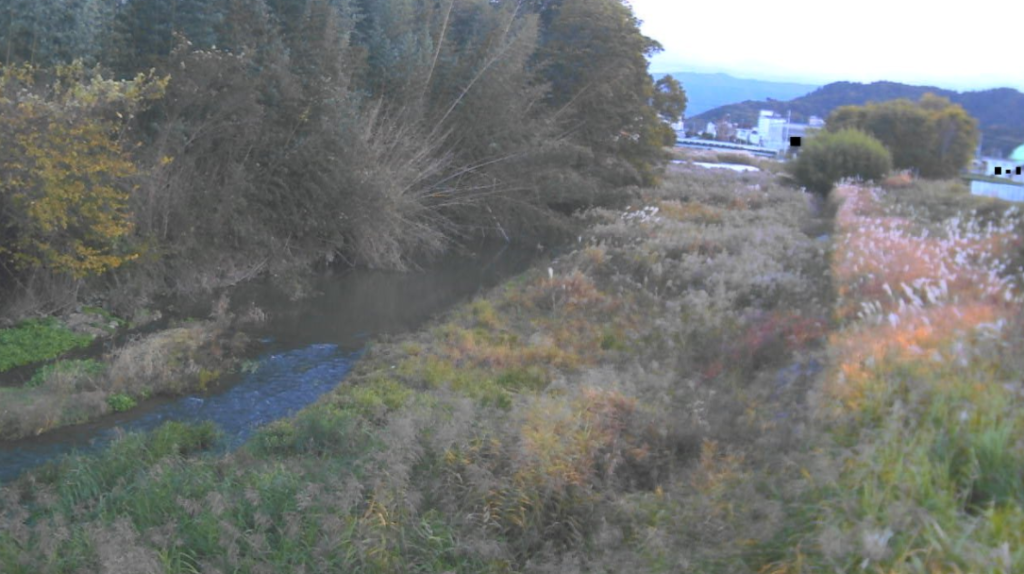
[
  {"left": 0, "top": 309, "right": 250, "bottom": 441},
  {"left": 1, "top": 164, "right": 837, "bottom": 572},
  {"left": 0, "top": 243, "right": 539, "bottom": 445},
  {"left": 6, "top": 166, "right": 1021, "bottom": 571}
]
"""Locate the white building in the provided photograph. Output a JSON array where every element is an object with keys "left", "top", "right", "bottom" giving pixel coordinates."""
[
  {"left": 980, "top": 157, "right": 1021, "bottom": 180},
  {"left": 975, "top": 144, "right": 1024, "bottom": 183},
  {"left": 968, "top": 143, "right": 1024, "bottom": 202},
  {"left": 757, "top": 110, "right": 788, "bottom": 151}
]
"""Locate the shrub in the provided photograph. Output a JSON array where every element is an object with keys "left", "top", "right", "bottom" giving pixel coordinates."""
[
  {"left": 107, "top": 393, "right": 137, "bottom": 412},
  {"left": 148, "top": 421, "right": 220, "bottom": 457},
  {"left": 881, "top": 171, "right": 914, "bottom": 189},
  {"left": 788, "top": 128, "right": 892, "bottom": 194}
]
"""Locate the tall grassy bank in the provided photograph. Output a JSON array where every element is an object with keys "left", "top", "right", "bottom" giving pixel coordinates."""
[
  {"left": 5, "top": 168, "right": 1021, "bottom": 572},
  {"left": 764, "top": 181, "right": 1024, "bottom": 572},
  {"left": 0, "top": 165, "right": 834, "bottom": 572}
]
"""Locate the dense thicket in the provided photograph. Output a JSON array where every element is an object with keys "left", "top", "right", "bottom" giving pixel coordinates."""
[
  {"left": 0, "top": 0, "right": 680, "bottom": 317},
  {"left": 826, "top": 94, "right": 979, "bottom": 179}
]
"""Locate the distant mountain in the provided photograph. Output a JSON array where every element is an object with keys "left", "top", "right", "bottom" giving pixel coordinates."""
[
  {"left": 690, "top": 81, "right": 1024, "bottom": 157},
  {"left": 654, "top": 71, "right": 819, "bottom": 118}
]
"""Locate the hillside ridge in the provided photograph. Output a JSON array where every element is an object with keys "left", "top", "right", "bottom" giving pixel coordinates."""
[{"left": 690, "top": 80, "right": 1024, "bottom": 156}]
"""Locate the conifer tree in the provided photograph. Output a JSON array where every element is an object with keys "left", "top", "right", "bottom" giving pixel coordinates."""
[{"left": 109, "top": 0, "right": 220, "bottom": 76}]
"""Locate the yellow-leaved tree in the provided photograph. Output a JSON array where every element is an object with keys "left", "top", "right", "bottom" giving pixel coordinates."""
[{"left": 0, "top": 62, "right": 166, "bottom": 280}]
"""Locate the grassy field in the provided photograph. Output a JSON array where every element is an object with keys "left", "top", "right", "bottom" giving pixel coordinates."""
[
  {"left": 761, "top": 180, "right": 1024, "bottom": 572},
  {"left": 1, "top": 167, "right": 1021, "bottom": 572}
]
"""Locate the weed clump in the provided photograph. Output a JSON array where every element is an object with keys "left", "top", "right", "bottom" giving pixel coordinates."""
[
  {"left": 0, "top": 318, "right": 93, "bottom": 372},
  {"left": 25, "top": 359, "right": 105, "bottom": 389},
  {"left": 106, "top": 392, "right": 137, "bottom": 412},
  {"left": 0, "top": 319, "right": 244, "bottom": 440}
]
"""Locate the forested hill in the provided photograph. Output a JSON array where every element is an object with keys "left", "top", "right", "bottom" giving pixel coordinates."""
[{"left": 691, "top": 81, "right": 1024, "bottom": 156}]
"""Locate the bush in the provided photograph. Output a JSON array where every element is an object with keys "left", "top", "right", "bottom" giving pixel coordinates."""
[
  {"left": 107, "top": 392, "right": 137, "bottom": 412},
  {"left": 788, "top": 128, "right": 892, "bottom": 194}
]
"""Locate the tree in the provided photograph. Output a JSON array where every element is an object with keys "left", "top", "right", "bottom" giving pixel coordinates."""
[
  {"left": 108, "top": 0, "right": 221, "bottom": 76},
  {"left": 715, "top": 120, "right": 735, "bottom": 142},
  {"left": 922, "top": 94, "right": 980, "bottom": 179},
  {"left": 0, "top": 63, "right": 166, "bottom": 279},
  {"left": 0, "top": 0, "right": 113, "bottom": 66},
  {"left": 351, "top": 0, "right": 435, "bottom": 105},
  {"left": 531, "top": 0, "right": 668, "bottom": 184},
  {"left": 788, "top": 128, "right": 892, "bottom": 195},
  {"left": 826, "top": 94, "right": 978, "bottom": 179},
  {"left": 653, "top": 75, "right": 686, "bottom": 124}
]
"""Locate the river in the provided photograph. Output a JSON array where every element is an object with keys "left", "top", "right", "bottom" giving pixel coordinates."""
[{"left": 0, "top": 242, "right": 538, "bottom": 483}]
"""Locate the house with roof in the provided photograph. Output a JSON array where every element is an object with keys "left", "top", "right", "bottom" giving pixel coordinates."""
[
  {"left": 973, "top": 143, "right": 1024, "bottom": 183},
  {"left": 969, "top": 142, "right": 1024, "bottom": 202}
]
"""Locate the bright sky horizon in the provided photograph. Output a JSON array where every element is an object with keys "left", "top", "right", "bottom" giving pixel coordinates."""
[{"left": 627, "top": 0, "right": 1024, "bottom": 92}]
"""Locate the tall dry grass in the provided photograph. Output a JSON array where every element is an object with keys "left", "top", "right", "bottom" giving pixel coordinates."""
[
  {"left": 765, "top": 182, "right": 1024, "bottom": 572},
  {"left": 1, "top": 167, "right": 833, "bottom": 572}
]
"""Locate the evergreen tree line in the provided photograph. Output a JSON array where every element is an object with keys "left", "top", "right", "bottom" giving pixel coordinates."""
[{"left": 0, "top": 0, "right": 687, "bottom": 316}]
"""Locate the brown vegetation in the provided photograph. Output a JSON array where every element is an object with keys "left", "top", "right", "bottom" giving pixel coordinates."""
[
  {"left": 0, "top": 318, "right": 246, "bottom": 440},
  {"left": 2, "top": 165, "right": 836, "bottom": 572}
]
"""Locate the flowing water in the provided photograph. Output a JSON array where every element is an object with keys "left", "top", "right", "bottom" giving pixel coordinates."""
[{"left": 0, "top": 242, "right": 538, "bottom": 483}]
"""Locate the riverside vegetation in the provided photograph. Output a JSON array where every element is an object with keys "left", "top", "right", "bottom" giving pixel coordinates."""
[
  {"left": 3, "top": 161, "right": 1023, "bottom": 572},
  {"left": 3, "top": 3, "right": 1022, "bottom": 572},
  {"left": 0, "top": 310, "right": 250, "bottom": 441},
  {"left": 0, "top": 0, "right": 686, "bottom": 319},
  {"left": 0, "top": 163, "right": 838, "bottom": 572},
  {"left": 0, "top": 0, "right": 685, "bottom": 435}
]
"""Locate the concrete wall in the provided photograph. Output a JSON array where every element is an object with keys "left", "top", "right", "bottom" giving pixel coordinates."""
[{"left": 971, "top": 180, "right": 1024, "bottom": 202}]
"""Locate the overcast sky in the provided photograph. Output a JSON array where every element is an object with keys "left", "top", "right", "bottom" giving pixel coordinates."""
[{"left": 627, "top": 0, "right": 1024, "bottom": 92}]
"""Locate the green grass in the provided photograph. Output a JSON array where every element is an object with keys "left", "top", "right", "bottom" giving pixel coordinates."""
[
  {"left": 106, "top": 392, "right": 137, "bottom": 412},
  {"left": 0, "top": 317, "right": 93, "bottom": 372}
]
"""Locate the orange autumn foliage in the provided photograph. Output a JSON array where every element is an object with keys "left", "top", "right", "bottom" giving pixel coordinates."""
[
  {"left": 0, "top": 62, "right": 166, "bottom": 278},
  {"left": 825, "top": 184, "right": 1020, "bottom": 413}
]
